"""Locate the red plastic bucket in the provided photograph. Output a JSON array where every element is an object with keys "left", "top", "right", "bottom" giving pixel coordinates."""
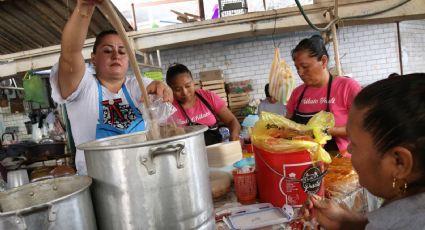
[{"left": 254, "top": 146, "right": 325, "bottom": 207}]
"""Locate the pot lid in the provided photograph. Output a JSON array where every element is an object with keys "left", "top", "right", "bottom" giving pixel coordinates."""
[
  {"left": 0, "top": 176, "right": 92, "bottom": 215},
  {"left": 223, "top": 207, "right": 290, "bottom": 230},
  {"left": 77, "top": 125, "right": 208, "bottom": 151}
]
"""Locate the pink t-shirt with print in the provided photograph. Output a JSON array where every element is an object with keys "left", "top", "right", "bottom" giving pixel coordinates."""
[
  {"left": 172, "top": 89, "right": 226, "bottom": 127},
  {"left": 286, "top": 76, "right": 362, "bottom": 151}
]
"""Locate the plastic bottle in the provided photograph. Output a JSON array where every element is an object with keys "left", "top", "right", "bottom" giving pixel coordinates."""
[
  {"left": 240, "top": 127, "right": 253, "bottom": 158},
  {"left": 219, "top": 126, "right": 230, "bottom": 142}
]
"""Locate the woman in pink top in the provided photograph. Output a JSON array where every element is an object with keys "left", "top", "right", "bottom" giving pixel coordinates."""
[
  {"left": 286, "top": 35, "right": 362, "bottom": 154},
  {"left": 166, "top": 63, "right": 240, "bottom": 145}
]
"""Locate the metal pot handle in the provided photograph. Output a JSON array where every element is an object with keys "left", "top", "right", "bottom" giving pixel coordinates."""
[
  {"left": 140, "top": 142, "right": 186, "bottom": 175},
  {"left": 12, "top": 203, "right": 56, "bottom": 230},
  {"left": 10, "top": 213, "right": 27, "bottom": 230}
]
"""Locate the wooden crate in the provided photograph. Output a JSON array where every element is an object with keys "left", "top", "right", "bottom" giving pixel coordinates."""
[
  {"left": 201, "top": 79, "right": 228, "bottom": 106},
  {"left": 193, "top": 79, "right": 201, "bottom": 90},
  {"left": 199, "top": 70, "right": 223, "bottom": 82},
  {"left": 228, "top": 93, "right": 250, "bottom": 122}
]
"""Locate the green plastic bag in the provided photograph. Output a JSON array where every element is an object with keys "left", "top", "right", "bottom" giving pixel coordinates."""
[{"left": 23, "top": 71, "right": 48, "bottom": 105}]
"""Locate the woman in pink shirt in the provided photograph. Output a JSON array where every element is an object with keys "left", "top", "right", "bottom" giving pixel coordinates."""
[
  {"left": 286, "top": 35, "right": 362, "bottom": 154},
  {"left": 166, "top": 63, "right": 240, "bottom": 145}
]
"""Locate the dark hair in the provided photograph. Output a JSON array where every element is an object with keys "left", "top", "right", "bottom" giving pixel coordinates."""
[
  {"left": 388, "top": 72, "right": 400, "bottom": 78},
  {"left": 265, "top": 83, "right": 271, "bottom": 98},
  {"left": 93, "top": 30, "right": 118, "bottom": 53},
  {"left": 291, "top": 35, "right": 329, "bottom": 61},
  {"left": 166, "top": 63, "right": 192, "bottom": 86},
  {"left": 353, "top": 73, "right": 425, "bottom": 185}
]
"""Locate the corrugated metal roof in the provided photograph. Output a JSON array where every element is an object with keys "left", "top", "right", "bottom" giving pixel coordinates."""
[{"left": 0, "top": 0, "right": 133, "bottom": 55}]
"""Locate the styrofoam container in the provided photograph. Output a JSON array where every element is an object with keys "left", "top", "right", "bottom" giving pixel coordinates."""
[{"left": 206, "top": 141, "right": 242, "bottom": 168}]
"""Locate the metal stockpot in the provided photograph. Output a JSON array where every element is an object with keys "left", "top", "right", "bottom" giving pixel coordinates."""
[
  {"left": 0, "top": 176, "right": 97, "bottom": 230},
  {"left": 78, "top": 125, "right": 215, "bottom": 230}
]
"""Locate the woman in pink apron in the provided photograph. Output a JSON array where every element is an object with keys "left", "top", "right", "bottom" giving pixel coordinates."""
[
  {"left": 286, "top": 35, "right": 362, "bottom": 155},
  {"left": 166, "top": 63, "right": 240, "bottom": 145}
]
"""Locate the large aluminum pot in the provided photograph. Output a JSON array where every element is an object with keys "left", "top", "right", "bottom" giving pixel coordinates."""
[
  {"left": 0, "top": 176, "right": 97, "bottom": 230},
  {"left": 78, "top": 125, "right": 215, "bottom": 230}
]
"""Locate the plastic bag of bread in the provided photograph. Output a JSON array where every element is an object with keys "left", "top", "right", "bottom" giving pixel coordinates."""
[
  {"left": 251, "top": 111, "right": 334, "bottom": 163},
  {"left": 324, "top": 157, "right": 360, "bottom": 198}
]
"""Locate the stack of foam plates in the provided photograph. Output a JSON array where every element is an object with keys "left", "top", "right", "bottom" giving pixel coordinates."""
[{"left": 206, "top": 141, "right": 243, "bottom": 168}]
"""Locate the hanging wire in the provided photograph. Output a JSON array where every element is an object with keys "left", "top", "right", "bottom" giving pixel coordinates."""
[
  {"left": 341, "top": 0, "right": 411, "bottom": 20},
  {"left": 271, "top": 9, "right": 281, "bottom": 48},
  {"left": 294, "top": 0, "right": 339, "bottom": 32},
  {"left": 294, "top": 0, "right": 412, "bottom": 32}
]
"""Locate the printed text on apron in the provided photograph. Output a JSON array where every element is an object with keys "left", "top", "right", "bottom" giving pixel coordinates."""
[{"left": 178, "top": 92, "right": 222, "bottom": 146}]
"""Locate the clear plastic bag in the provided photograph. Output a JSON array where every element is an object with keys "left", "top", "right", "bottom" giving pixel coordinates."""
[
  {"left": 141, "top": 94, "right": 177, "bottom": 125},
  {"left": 140, "top": 95, "right": 184, "bottom": 139},
  {"left": 268, "top": 48, "right": 295, "bottom": 104}
]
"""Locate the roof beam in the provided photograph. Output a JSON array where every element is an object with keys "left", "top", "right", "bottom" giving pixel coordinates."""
[{"left": 131, "top": 0, "right": 425, "bottom": 51}]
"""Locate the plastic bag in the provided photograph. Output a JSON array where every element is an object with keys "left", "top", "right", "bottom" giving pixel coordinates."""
[
  {"left": 140, "top": 95, "right": 184, "bottom": 138},
  {"left": 141, "top": 94, "right": 177, "bottom": 125},
  {"left": 23, "top": 71, "right": 48, "bottom": 105},
  {"left": 251, "top": 111, "right": 334, "bottom": 163},
  {"left": 268, "top": 48, "right": 295, "bottom": 105}
]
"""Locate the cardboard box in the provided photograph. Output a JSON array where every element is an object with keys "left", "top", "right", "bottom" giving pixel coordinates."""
[{"left": 199, "top": 70, "right": 223, "bottom": 82}]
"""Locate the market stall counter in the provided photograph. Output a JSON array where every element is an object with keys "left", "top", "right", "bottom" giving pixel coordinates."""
[{"left": 211, "top": 156, "right": 379, "bottom": 230}]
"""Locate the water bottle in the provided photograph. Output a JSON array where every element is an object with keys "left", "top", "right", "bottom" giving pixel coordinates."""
[
  {"left": 219, "top": 127, "right": 230, "bottom": 142},
  {"left": 240, "top": 127, "right": 251, "bottom": 144}
]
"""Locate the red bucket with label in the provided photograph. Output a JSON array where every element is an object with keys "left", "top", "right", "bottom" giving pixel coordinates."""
[{"left": 254, "top": 146, "right": 325, "bottom": 207}]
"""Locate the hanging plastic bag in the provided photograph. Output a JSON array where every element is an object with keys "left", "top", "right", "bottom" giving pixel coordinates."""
[
  {"left": 268, "top": 48, "right": 295, "bottom": 105},
  {"left": 252, "top": 111, "right": 334, "bottom": 163},
  {"left": 23, "top": 71, "right": 48, "bottom": 105}
]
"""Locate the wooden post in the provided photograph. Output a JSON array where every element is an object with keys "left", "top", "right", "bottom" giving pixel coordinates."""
[
  {"left": 331, "top": 0, "right": 342, "bottom": 76},
  {"left": 198, "top": 0, "right": 205, "bottom": 20},
  {"left": 156, "top": 50, "right": 162, "bottom": 67},
  {"left": 331, "top": 23, "right": 342, "bottom": 76},
  {"left": 131, "top": 3, "right": 137, "bottom": 31}
]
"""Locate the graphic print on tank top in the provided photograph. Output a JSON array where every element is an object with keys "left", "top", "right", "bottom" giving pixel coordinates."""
[{"left": 101, "top": 99, "right": 137, "bottom": 129}]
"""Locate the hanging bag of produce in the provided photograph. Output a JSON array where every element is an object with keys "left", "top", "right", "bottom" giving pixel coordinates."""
[
  {"left": 23, "top": 71, "right": 48, "bottom": 105},
  {"left": 268, "top": 48, "right": 295, "bottom": 105}
]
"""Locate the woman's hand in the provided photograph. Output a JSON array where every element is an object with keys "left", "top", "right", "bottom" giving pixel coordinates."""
[
  {"left": 303, "top": 194, "right": 347, "bottom": 230},
  {"left": 216, "top": 107, "right": 241, "bottom": 142},
  {"left": 146, "top": 81, "right": 173, "bottom": 103},
  {"left": 302, "top": 194, "right": 366, "bottom": 230},
  {"left": 77, "top": 0, "right": 103, "bottom": 9},
  {"left": 327, "top": 126, "right": 347, "bottom": 138},
  {"left": 76, "top": 0, "right": 103, "bottom": 16}
]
